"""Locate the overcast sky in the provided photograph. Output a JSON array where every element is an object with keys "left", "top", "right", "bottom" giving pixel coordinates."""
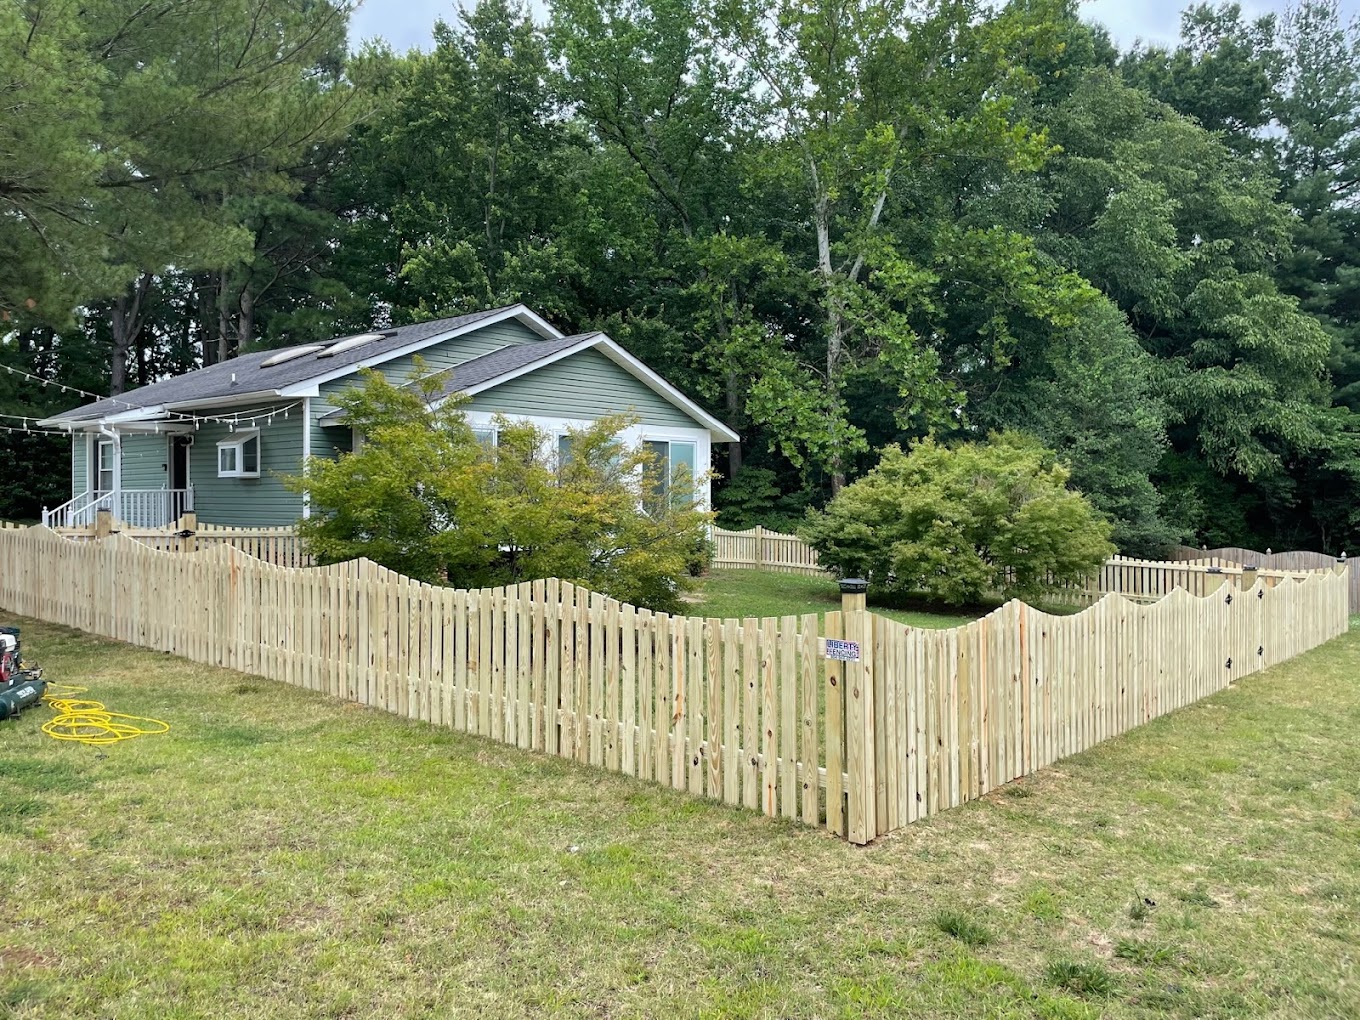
[{"left": 349, "top": 1, "right": 1359, "bottom": 54}]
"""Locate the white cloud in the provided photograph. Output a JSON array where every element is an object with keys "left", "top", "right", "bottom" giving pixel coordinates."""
[
  {"left": 1080, "top": 0, "right": 1183, "bottom": 47},
  {"left": 349, "top": 0, "right": 451, "bottom": 52},
  {"left": 1083, "top": 0, "right": 1360, "bottom": 49}
]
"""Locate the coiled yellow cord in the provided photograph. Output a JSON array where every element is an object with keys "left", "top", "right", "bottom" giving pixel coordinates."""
[{"left": 40, "top": 684, "right": 170, "bottom": 746}]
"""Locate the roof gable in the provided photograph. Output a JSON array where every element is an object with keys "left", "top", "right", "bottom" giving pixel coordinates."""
[{"left": 318, "top": 331, "right": 738, "bottom": 442}]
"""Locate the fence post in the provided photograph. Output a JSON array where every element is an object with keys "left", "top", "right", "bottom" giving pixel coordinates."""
[
  {"left": 94, "top": 509, "right": 112, "bottom": 540},
  {"left": 840, "top": 577, "right": 876, "bottom": 845},
  {"left": 1341, "top": 552, "right": 1355, "bottom": 618},
  {"left": 754, "top": 525, "right": 765, "bottom": 569},
  {"left": 180, "top": 511, "right": 198, "bottom": 554}
]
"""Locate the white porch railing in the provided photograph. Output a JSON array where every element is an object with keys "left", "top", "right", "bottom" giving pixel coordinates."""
[{"left": 43, "top": 488, "right": 194, "bottom": 529}]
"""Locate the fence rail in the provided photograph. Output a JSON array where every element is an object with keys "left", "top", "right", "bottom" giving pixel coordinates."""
[{"left": 0, "top": 526, "right": 1347, "bottom": 844}]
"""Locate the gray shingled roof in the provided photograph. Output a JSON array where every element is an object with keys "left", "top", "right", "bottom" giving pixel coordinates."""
[
  {"left": 316, "top": 333, "right": 598, "bottom": 425},
  {"left": 47, "top": 306, "right": 523, "bottom": 423}
]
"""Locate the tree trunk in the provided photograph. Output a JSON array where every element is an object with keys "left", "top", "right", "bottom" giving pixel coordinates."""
[
  {"left": 109, "top": 274, "right": 153, "bottom": 395},
  {"left": 197, "top": 275, "right": 218, "bottom": 366},
  {"left": 725, "top": 368, "right": 743, "bottom": 477},
  {"left": 217, "top": 269, "right": 233, "bottom": 364},
  {"left": 237, "top": 285, "right": 255, "bottom": 352},
  {"left": 812, "top": 184, "right": 847, "bottom": 493}
]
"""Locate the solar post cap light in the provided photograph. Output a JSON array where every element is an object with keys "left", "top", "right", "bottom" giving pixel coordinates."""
[{"left": 839, "top": 578, "right": 869, "bottom": 595}]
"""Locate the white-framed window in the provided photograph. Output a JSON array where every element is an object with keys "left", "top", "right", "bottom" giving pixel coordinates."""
[
  {"left": 96, "top": 440, "right": 115, "bottom": 493},
  {"left": 217, "top": 430, "right": 261, "bottom": 478},
  {"left": 471, "top": 427, "right": 497, "bottom": 449},
  {"left": 643, "top": 439, "right": 698, "bottom": 504}
]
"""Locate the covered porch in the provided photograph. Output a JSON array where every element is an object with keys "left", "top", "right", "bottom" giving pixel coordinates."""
[
  {"left": 45, "top": 420, "right": 196, "bottom": 530},
  {"left": 43, "top": 488, "right": 194, "bottom": 529}
]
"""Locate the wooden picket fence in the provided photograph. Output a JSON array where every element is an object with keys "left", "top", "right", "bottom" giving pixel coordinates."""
[
  {"left": 54, "top": 514, "right": 310, "bottom": 567},
  {"left": 1173, "top": 544, "right": 1360, "bottom": 615},
  {"left": 864, "top": 569, "right": 1349, "bottom": 834},
  {"left": 711, "top": 526, "right": 826, "bottom": 575},
  {"left": 0, "top": 525, "right": 1347, "bottom": 844},
  {"left": 708, "top": 529, "right": 1321, "bottom": 609}
]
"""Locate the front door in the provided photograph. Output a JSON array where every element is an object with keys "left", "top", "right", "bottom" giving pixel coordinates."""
[
  {"left": 170, "top": 436, "right": 192, "bottom": 521},
  {"left": 170, "top": 436, "right": 191, "bottom": 491}
]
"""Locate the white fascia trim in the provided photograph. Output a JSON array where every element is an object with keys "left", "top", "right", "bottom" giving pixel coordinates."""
[
  {"left": 100, "top": 405, "right": 170, "bottom": 424},
  {"left": 39, "top": 409, "right": 142, "bottom": 428},
  {"left": 102, "top": 421, "right": 193, "bottom": 435},
  {"left": 457, "top": 333, "right": 740, "bottom": 443},
  {"left": 276, "top": 305, "right": 565, "bottom": 398}
]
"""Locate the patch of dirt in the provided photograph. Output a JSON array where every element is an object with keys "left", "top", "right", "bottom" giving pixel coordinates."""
[
  {"left": 0, "top": 945, "right": 55, "bottom": 970},
  {"left": 1084, "top": 928, "right": 1115, "bottom": 958}
]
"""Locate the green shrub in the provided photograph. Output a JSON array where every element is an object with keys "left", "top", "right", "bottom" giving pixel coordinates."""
[
  {"left": 801, "top": 432, "right": 1115, "bottom": 605},
  {"left": 287, "top": 365, "right": 712, "bottom": 612}
]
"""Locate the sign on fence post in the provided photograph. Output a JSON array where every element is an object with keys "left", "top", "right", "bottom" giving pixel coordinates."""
[
  {"left": 840, "top": 578, "right": 876, "bottom": 845},
  {"left": 824, "top": 639, "right": 860, "bottom": 662}
]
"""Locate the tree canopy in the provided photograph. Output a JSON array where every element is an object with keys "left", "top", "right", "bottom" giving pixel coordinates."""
[{"left": 5, "top": 0, "right": 1360, "bottom": 560}]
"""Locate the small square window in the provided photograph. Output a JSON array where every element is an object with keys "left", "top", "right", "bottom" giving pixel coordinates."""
[{"left": 217, "top": 430, "right": 261, "bottom": 478}]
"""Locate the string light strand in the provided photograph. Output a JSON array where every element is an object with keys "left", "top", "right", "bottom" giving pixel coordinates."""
[{"left": 0, "top": 364, "right": 300, "bottom": 428}]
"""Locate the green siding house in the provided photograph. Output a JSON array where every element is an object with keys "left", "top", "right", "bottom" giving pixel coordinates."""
[{"left": 41, "top": 305, "right": 737, "bottom": 529}]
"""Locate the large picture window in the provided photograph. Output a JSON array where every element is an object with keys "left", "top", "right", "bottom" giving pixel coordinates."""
[
  {"left": 643, "top": 439, "right": 698, "bottom": 507},
  {"left": 217, "top": 430, "right": 261, "bottom": 478}
]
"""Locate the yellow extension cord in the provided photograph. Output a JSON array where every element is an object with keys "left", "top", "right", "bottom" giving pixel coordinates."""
[{"left": 40, "top": 682, "right": 170, "bottom": 746}]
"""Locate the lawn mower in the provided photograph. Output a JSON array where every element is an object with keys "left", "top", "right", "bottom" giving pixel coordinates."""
[{"left": 0, "top": 626, "right": 47, "bottom": 721}]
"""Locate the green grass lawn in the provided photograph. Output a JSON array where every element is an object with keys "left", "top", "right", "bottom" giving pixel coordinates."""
[
  {"left": 3, "top": 613, "right": 1359, "bottom": 1019},
  {"left": 692, "top": 569, "right": 981, "bottom": 628}
]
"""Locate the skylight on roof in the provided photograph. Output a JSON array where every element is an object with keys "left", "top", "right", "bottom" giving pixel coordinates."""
[
  {"left": 260, "top": 345, "right": 326, "bottom": 367},
  {"left": 317, "top": 332, "right": 386, "bottom": 358}
]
